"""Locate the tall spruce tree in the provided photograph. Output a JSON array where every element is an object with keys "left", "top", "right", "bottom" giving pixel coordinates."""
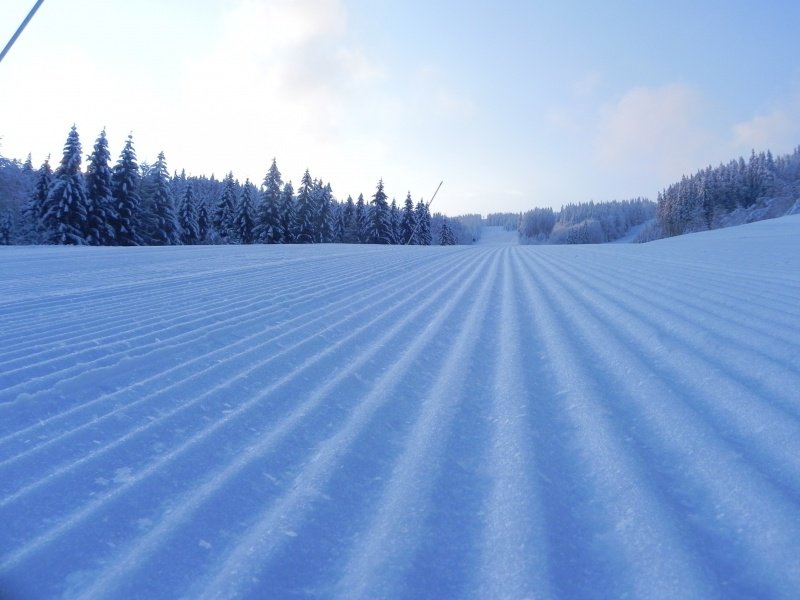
[
  {"left": 342, "top": 195, "right": 357, "bottom": 243},
  {"left": 84, "top": 129, "right": 116, "bottom": 245},
  {"left": 280, "top": 181, "right": 295, "bottom": 243},
  {"left": 42, "top": 125, "right": 89, "bottom": 245},
  {"left": 400, "top": 191, "right": 416, "bottom": 244},
  {"left": 369, "top": 179, "right": 392, "bottom": 244},
  {"left": 315, "top": 181, "right": 333, "bottom": 243},
  {"left": 110, "top": 134, "right": 142, "bottom": 245},
  {"left": 234, "top": 179, "right": 256, "bottom": 244},
  {"left": 355, "top": 193, "right": 368, "bottom": 243},
  {"left": 439, "top": 217, "right": 456, "bottom": 245},
  {"left": 214, "top": 172, "right": 237, "bottom": 242},
  {"left": 178, "top": 182, "right": 199, "bottom": 244},
  {"left": 332, "top": 202, "right": 345, "bottom": 242},
  {"left": 0, "top": 211, "right": 12, "bottom": 245},
  {"left": 24, "top": 157, "right": 52, "bottom": 241},
  {"left": 256, "top": 158, "right": 283, "bottom": 243},
  {"left": 294, "top": 169, "right": 316, "bottom": 243},
  {"left": 415, "top": 199, "right": 432, "bottom": 245},
  {"left": 197, "top": 198, "right": 209, "bottom": 243},
  {"left": 389, "top": 198, "right": 400, "bottom": 244},
  {"left": 148, "top": 151, "right": 180, "bottom": 245}
]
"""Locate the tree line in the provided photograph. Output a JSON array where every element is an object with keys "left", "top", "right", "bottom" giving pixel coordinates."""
[
  {"left": 486, "top": 144, "right": 800, "bottom": 245},
  {"left": 0, "top": 125, "right": 469, "bottom": 247},
  {"left": 486, "top": 198, "right": 655, "bottom": 244},
  {"left": 654, "top": 147, "right": 800, "bottom": 238}
]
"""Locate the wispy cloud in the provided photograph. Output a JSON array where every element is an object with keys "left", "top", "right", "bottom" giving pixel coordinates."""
[
  {"left": 594, "top": 83, "right": 711, "bottom": 178},
  {"left": 167, "top": 0, "right": 384, "bottom": 185},
  {"left": 731, "top": 102, "right": 800, "bottom": 155}
]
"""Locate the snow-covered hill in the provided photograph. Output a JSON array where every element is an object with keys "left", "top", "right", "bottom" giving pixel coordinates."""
[{"left": 1, "top": 216, "right": 799, "bottom": 599}]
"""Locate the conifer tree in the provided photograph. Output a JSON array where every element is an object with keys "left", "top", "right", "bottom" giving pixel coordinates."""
[
  {"left": 369, "top": 179, "right": 392, "bottom": 244},
  {"left": 170, "top": 168, "right": 187, "bottom": 206},
  {"left": 415, "top": 199, "right": 432, "bottom": 245},
  {"left": 332, "top": 202, "right": 345, "bottom": 243},
  {"left": 280, "top": 181, "right": 295, "bottom": 243},
  {"left": 294, "top": 169, "right": 316, "bottom": 243},
  {"left": 389, "top": 198, "right": 400, "bottom": 244},
  {"left": 355, "top": 193, "right": 369, "bottom": 243},
  {"left": 24, "top": 157, "right": 52, "bottom": 240},
  {"left": 257, "top": 158, "right": 283, "bottom": 243},
  {"left": 110, "top": 134, "right": 142, "bottom": 246},
  {"left": 148, "top": 151, "right": 180, "bottom": 245},
  {"left": 400, "top": 191, "right": 416, "bottom": 244},
  {"left": 0, "top": 212, "right": 13, "bottom": 245},
  {"left": 234, "top": 179, "right": 256, "bottom": 244},
  {"left": 42, "top": 125, "right": 89, "bottom": 245},
  {"left": 197, "top": 198, "right": 209, "bottom": 243},
  {"left": 84, "top": 129, "right": 116, "bottom": 245},
  {"left": 439, "top": 218, "right": 456, "bottom": 245},
  {"left": 315, "top": 181, "right": 333, "bottom": 242},
  {"left": 342, "top": 195, "right": 356, "bottom": 242},
  {"left": 214, "top": 171, "right": 237, "bottom": 242},
  {"left": 178, "top": 182, "right": 199, "bottom": 244}
]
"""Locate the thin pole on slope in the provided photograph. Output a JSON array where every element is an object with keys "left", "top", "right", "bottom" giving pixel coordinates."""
[
  {"left": 426, "top": 180, "right": 443, "bottom": 209},
  {"left": 0, "top": 0, "right": 46, "bottom": 64},
  {"left": 406, "top": 180, "right": 443, "bottom": 245}
]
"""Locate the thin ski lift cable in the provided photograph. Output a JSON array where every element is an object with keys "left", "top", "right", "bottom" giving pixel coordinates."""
[
  {"left": 406, "top": 180, "right": 443, "bottom": 245},
  {"left": 0, "top": 0, "right": 46, "bottom": 64}
]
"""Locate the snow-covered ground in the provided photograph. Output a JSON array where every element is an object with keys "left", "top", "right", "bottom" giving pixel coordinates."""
[{"left": 1, "top": 216, "right": 799, "bottom": 599}]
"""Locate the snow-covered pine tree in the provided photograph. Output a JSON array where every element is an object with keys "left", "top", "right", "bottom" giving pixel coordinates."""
[
  {"left": 110, "top": 134, "right": 142, "bottom": 246},
  {"left": 369, "top": 179, "right": 391, "bottom": 244},
  {"left": 147, "top": 152, "right": 180, "bottom": 245},
  {"left": 400, "top": 191, "right": 416, "bottom": 244},
  {"left": 178, "top": 182, "right": 199, "bottom": 244},
  {"left": 197, "top": 198, "right": 209, "bottom": 243},
  {"left": 415, "top": 198, "right": 432, "bottom": 245},
  {"left": 439, "top": 217, "right": 456, "bottom": 245},
  {"left": 0, "top": 211, "right": 13, "bottom": 244},
  {"left": 256, "top": 158, "right": 283, "bottom": 243},
  {"left": 213, "top": 171, "right": 237, "bottom": 243},
  {"left": 42, "top": 125, "right": 89, "bottom": 245},
  {"left": 234, "top": 179, "right": 256, "bottom": 244},
  {"left": 342, "top": 195, "right": 356, "bottom": 243},
  {"left": 170, "top": 168, "right": 187, "bottom": 207},
  {"left": 280, "top": 181, "right": 295, "bottom": 243},
  {"left": 24, "top": 157, "right": 52, "bottom": 241},
  {"left": 389, "top": 198, "right": 400, "bottom": 244},
  {"left": 294, "top": 169, "right": 316, "bottom": 243},
  {"left": 355, "top": 193, "right": 368, "bottom": 243},
  {"left": 332, "top": 201, "right": 345, "bottom": 242},
  {"left": 315, "top": 181, "right": 333, "bottom": 243},
  {"left": 84, "top": 129, "right": 116, "bottom": 245}
]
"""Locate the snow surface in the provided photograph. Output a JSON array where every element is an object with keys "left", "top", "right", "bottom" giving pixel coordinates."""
[{"left": 1, "top": 216, "right": 799, "bottom": 599}]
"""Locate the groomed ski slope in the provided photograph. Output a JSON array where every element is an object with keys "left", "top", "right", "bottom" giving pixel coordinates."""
[{"left": 1, "top": 216, "right": 799, "bottom": 599}]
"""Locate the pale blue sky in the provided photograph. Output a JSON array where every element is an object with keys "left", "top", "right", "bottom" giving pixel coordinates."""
[{"left": 1, "top": 0, "right": 799, "bottom": 215}]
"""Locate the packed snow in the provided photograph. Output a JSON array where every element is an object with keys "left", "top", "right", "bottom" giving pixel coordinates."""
[{"left": 1, "top": 216, "right": 799, "bottom": 599}]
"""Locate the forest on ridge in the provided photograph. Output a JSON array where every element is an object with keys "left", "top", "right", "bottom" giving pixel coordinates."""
[{"left": 1, "top": 125, "right": 799, "bottom": 247}]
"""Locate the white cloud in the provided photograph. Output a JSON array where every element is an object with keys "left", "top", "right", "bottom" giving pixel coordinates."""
[
  {"left": 222, "top": 0, "right": 347, "bottom": 51},
  {"left": 595, "top": 83, "right": 711, "bottom": 178},
  {"left": 731, "top": 105, "right": 800, "bottom": 154},
  {"left": 156, "top": 0, "right": 386, "bottom": 189}
]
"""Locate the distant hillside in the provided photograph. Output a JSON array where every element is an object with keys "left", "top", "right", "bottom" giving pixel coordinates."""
[{"left": 646, "top": 147, "right": 800, "bottom": 241}]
